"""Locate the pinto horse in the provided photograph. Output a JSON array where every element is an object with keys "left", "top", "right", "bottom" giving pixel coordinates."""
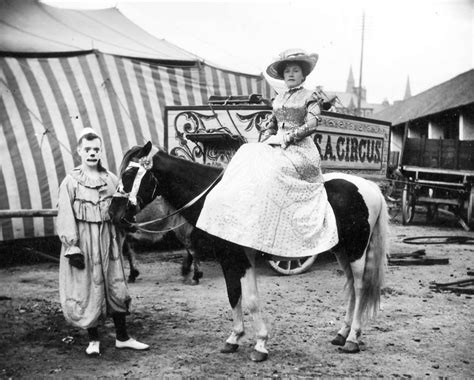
[{"left": 109, "top": 142, "right": 389, "bottom": 362}]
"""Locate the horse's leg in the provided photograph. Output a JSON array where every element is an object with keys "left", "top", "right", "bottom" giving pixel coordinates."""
[
  {"left": 331, "top": 250, "right": 355, "bottom": 347},
  {"left": 242, "top": 248, "right": 268, "bottom": 362},
  {"left": 181, "top": 248, "right": 194, "bottom": 283},
  {"left": 339, "top": 257, "right": 366, "bottom": 353},
  {"left": 181, "top": 247, "right": 203, "bottom": 285},
  {"left": 221, "top": 296, "right": 244, "bottom": 353},
  {"left": 124, "top": 237, "right": 139, "bottom": 283},
  {"left": 191, "top": 248, "right": 203, "bottom": 284},
  {"left": 219, "top": 246, "right": 246, "bottom": 354},
  {"left": 179, "top": 224, "right": 203, "bottom": 285}
]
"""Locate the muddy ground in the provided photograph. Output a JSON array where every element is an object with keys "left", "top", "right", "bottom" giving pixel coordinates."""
[{"left": 0, "top": 210, "right": 473, "bottom": 379}]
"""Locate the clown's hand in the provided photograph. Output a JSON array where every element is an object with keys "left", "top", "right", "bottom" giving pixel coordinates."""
[{"left": 68, "top": 253, "right": 85, "bottom": 270}]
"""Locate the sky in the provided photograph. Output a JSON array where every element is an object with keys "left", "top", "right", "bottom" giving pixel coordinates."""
[{"left": 45, "top": 0, "right": 473, "bottom": 104}]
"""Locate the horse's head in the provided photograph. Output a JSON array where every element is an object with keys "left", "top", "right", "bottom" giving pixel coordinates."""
[{"left": 109, "top": 141, "right": 161, "bottom": 227}]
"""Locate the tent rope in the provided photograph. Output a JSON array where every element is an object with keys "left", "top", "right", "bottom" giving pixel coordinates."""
[{"left": 0, "top": 78, "right": 73, "bottom": 156}]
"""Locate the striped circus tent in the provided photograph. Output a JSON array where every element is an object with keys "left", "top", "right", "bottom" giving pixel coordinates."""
[{"left": 0, "top": 1, "right": 273, "bottom": 241}]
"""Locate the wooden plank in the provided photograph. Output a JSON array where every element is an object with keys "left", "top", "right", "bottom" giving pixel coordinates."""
[
  {"left": 430, "top": 278, "right": 474, "bottom": 287},
  {"left": 401, "top": 165, "right": 474, "bottom": 176},
  {"left": 413, "top": 180, "right": 465, "bottom": 187},
  {"left": 459, "top": 141, "right": 474, "bottom": 170},
  {"left": 431, "top": 286, "right": 474, "bottom": 295},
  {"left": 0, "top": 209, "right": 58, "bottom": 218},
  {"left": 389, "top": 257, "right": 449, "bottom": 265},
  {"left": 390, "top": 249, "right": 425, "bottom": 258},
  {"left": 402, "top": 138, "right": 474, "bottom": 171},
  {"left": 419, "top": 137, "right": 425, "bottom": 167},
  {"left": 417, "top": 197, "right": 460, "bottom": 205}
]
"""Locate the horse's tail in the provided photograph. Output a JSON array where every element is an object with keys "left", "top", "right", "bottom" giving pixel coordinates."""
[{"left": 360, "top": 186, "right": 390, "bottom": 320}]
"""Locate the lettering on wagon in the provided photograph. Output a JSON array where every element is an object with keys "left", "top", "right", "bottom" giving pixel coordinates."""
[{"left": 314, "top": 132, "right": 383, "bottom": 170}]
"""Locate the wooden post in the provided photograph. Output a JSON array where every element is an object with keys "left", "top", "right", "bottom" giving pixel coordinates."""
[
  {"left": 455, "top": 139, "right": 461, "bottom": 170},
  {"left": 400, "top": 121, "right": 409, "bottom": 167},
  {"left": 438, "top": 137, "right": 442, "bottom": 169}
]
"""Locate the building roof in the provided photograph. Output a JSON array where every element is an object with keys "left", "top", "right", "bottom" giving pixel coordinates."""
[
  {"left": 0, "top": 0, "right": 201, "bottom": 62},
  {"left": 374, "top": 69, "right": 474, "bottom": 126},
  {"left": 324, "top": 90, "right": 386, "bottom": 113}
]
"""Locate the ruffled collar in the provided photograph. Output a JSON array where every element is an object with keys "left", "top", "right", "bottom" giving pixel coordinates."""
[{"left": 70, "top": 167, "right": 108, "bottom": 188}]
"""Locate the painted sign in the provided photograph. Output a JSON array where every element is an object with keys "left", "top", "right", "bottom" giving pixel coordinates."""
[
  {"left": 165, "top": 105, "right": 390, "bottom": 178},
  {"left": 314, "top": 132, "right": 384, "bottom": 170}
]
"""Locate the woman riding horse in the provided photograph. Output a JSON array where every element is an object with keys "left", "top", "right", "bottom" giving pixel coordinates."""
[
  {"left": 197, "top": 49, "right": 338, "bottom": 260},
  {"left": 109, "top": 48, "right": 389, "bottom": 363}
]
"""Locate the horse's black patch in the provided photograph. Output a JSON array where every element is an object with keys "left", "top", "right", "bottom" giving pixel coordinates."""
[
  {"left": 324, "top": 179, "right": 370, "bottom": 262},
  {"left": 209, "top": 235, "right": 251, "bottom": 309}
]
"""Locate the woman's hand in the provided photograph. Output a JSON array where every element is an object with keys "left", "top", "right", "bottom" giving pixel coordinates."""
[{"left": 263, "top": 132, "right": 290, "bottom": 149}]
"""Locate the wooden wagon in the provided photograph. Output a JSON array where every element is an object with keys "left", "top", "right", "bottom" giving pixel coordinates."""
[
  {"left": 400, "top": 137, "right": 474, "bottom": 229},
  {"left": 165, "top": 95, "right": 391, "bottom": 275}
]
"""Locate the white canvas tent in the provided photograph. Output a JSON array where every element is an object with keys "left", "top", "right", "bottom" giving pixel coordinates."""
[{"left": 0, "top": 0, "right": 273, "bottom": 241}]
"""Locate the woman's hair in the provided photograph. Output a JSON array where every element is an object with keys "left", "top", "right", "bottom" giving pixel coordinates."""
[{"left": 77, "top": 132, "right": 106, "bottom": 172}]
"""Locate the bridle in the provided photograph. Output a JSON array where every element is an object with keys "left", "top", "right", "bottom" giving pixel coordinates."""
[{"left": 114, "top": 148, "right": 223, "bottom": 234}]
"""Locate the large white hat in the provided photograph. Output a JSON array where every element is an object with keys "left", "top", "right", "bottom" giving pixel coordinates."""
[{"left": 266, "top": 48, "right": 319, "bottom": 80}]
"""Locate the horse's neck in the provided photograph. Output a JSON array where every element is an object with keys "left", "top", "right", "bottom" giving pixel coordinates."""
[{"left": 155, "top": 155, "right": 222, "bottom": 209}]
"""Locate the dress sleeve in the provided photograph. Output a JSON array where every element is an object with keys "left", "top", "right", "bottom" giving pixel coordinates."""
[
  {"left": 56, "top": 175, "right": 81, "bottom": 257},
  {"left": 305, "top": 92, "right": 322, "bottom": 127},
  {"left": 305, "top": 91, "right": 323, "bottom": 108}
]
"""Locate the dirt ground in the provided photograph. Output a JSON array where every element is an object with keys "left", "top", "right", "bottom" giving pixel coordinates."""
[{"left": 0, "top": 210, "right": 473, "bottom": 379}]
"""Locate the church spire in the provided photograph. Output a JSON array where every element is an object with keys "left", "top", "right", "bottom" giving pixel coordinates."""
[
  {"left": 404, "top": 76, "right": 412, "bottom": 99},
  {"left": 346, "top": 66, "right": 355, "bottom": 93}
]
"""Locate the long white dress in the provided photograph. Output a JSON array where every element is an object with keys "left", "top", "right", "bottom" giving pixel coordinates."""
[{"left": 196, "top": 87, "right": 339, "bottom": 258}]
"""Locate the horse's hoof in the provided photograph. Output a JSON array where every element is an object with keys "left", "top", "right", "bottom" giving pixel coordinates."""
[
  {"left": 183, "top": 278, "right": 199, "bottom": 286},
  {"left": 128, "top": 270, "right": 139, "bottom": 283},
  {"left": 249, "top": 350, "right": 268, "bottom": 362},
  {"left": 331, "top": 334, "right": 346, "bottom": 346},
  {"left": 338, "top": 341, "right": 360, "bottom": 353},
  {"left": 220, "top": 343, "right": 239, "bottom": 353}
]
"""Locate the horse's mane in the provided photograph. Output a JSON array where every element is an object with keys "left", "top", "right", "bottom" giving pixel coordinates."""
[
  {"left": 120, "top": 144, "right": 220, "bottom": 179},
  {"left": 158, "top": 150, "right": 222, "bottom": 174}
]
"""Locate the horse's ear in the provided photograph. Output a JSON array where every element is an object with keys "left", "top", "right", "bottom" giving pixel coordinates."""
[{"left": 138, "top": 141, "right": 153, "bottom": 158}]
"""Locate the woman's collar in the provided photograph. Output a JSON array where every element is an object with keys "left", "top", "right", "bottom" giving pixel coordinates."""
[{"left": 286, "top": 85, "right": 304, "bottom": 93}]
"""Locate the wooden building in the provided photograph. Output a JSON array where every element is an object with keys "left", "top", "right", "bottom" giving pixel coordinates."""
[{"left": 374, "top": 69, "right": 474, "bottom": 168}]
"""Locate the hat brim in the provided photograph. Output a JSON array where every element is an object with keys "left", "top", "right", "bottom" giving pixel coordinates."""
[{"left": 266, "top": 54, "right": 319, "bottom": 80}]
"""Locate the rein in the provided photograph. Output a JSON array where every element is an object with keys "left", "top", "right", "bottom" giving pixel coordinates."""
[
  {"left": 124, "top": 167, "right": 224, "bottom": 234},
  {"left": 130, "top": 220, "right": 189, "bottom": 234}
]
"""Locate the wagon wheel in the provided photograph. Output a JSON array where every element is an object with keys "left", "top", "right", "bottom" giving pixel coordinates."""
[
  {"left": 267, "top": 255, "right": 317, "bottom": 275},
  {"left": 402, "top": 183, "right": 416, "bottom": 225}
]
